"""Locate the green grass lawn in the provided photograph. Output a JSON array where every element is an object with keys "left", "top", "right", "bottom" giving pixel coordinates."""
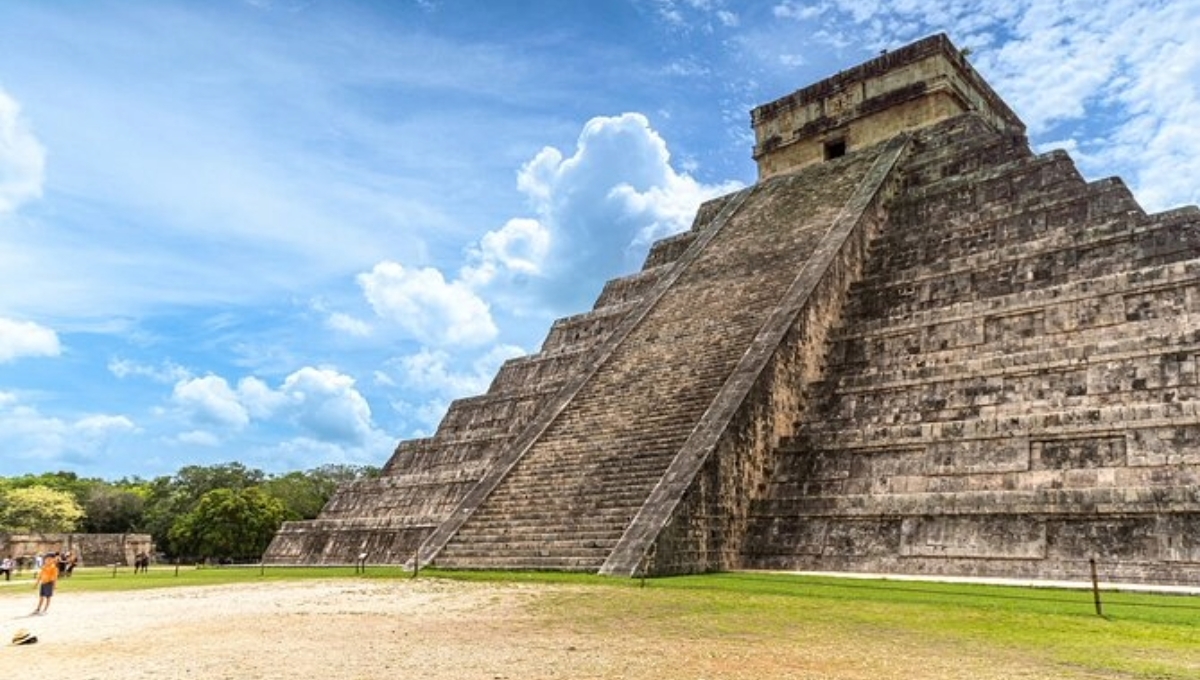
[{"left": 4, "top": 566, "right": 1197, "bottom": 678}]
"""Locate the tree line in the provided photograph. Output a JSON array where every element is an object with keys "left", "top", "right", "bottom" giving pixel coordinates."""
[{"left": 0, "top": 462, "right": 379, "bottom": 562}]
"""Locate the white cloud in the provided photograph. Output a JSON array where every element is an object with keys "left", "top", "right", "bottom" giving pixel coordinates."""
[
  {"left": 346, "top": 112, "right": 738, "bottom": 342},
  {"left": 460, "top": 217, "right": 552, "bottom": 288},
  {"left": 650, "top": 0, "right": 739, "bottom": 33},
  {"left": 325, "top": 311, "right": 373, "bottom": 337},
  {"left": 75, "top": 414, "right": 137, "bottom": 436},
  {"left": 172, "top": 375, "right": 251, "bottom": 429},
  {"left": 773, "top": 2, "right": 826, "bottom": 20},
  {"left": 358, "top": 261, "right": 497, "bottom": 347},
  {"left": 0, "top": 317, "right": 61, "bottom": 362},
  {"left": 0, "top": 87, "right": 45, "bottom": 215},
  {"left": 167, "top": 366, "right": 381, "bottom": 448},
  {"left": 108, "top": 357, "right": 191, "bottom": 383},
  {"left": 0, "top": 396, "right": 136, "bottom": 465},
  {"left": 383, "top": 343, "right": 526, "bottom": 435},
  {"left": 510, "top": 112, "right": 741, "bottom": 309},
  {"left": 236, "top": 375, "right": 290, "bottom": 419},
  {"left": 278, "top": 367, "right": 375, "bottom": 445},
  {"left": 396, "top": 344, "right": 525, "bottom": 398}
]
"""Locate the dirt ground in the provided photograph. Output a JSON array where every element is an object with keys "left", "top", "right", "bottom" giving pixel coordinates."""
[{"left": 1, "top": 577, "right": 1116, "bottom": 679}]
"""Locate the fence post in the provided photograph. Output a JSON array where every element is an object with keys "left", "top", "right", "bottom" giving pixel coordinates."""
[{"left": 1089, "top": 558, "right": 1103, "bottom": 617}]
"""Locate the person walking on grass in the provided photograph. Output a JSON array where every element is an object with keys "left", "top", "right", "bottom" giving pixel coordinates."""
[{"left": 33, "top": 551, "right": 59, "bottom": 615}]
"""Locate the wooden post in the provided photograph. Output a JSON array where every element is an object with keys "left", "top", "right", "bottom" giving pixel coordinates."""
[
  {"left": 1089, "top": 558, "right": 1103, "bottom": 617},
  {"left": 412, "top": 547, "right": 420, "bottom": 579}
]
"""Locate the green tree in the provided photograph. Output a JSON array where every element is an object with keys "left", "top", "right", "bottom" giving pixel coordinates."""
[
  {"left": 143, "top": 463, "right": 266, "bottom": 556},
  {"left": 262, "top": 464, "right": 380, "bottom": 521},
  {"left": 168, "top": 487, "right": 286, "bottom": 561},
  {"left": 8, "top": 471, "right": 104, "bottom": 508},
  {"left": 82, "top": 484, "right": 147, "bottom": 533},
  {"left": 0, "top": 485, "right": 85, "bottom": 533}
]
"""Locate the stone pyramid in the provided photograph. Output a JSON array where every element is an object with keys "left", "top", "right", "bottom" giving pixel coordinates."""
[{"left": 265, "top": 34, "right": 1200, "bottom": 585}]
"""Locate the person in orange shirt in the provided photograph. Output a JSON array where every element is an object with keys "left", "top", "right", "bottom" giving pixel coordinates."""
[{"left": 33, "top": 552, "right": 59, "bottom": 615}]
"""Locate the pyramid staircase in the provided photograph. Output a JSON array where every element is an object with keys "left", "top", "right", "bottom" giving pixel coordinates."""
[{"left": 425, "top": 139, "right": 907, "bottom": 572}]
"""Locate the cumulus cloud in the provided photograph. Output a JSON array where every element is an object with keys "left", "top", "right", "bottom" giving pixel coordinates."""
[
  {"left": 347, "top": 111, "right": 738, "bottom": 346},
  {"left": 0, "top": 395, "right": 136, "bottom": 466},
  {"left": 278, "top": 367, "right": 374, "bottom": 445},
  {"left": 501, "top": 112, "right": 740, "bottom": 310},
  {"left": 172, "top": 374, "right": 251, "bottom": 429},
  {"left": 395, "top": 344, "right": 526, "bottom": 398},
  {"left": 0, "top": 317, "right": 61, "bottom": 362},
  {"left": 75, "top": 414, "right": 137, "bottom": 435},
  {"left": 384, "top": 344, "right": 526, "bottom": 435},
  {"left": 168, "top": 366, "right": 380, "bottom": 448},
  {"left": 0, "top": 87, "right": 46, "bottom": 215},
  {"left": 325, "top": 311, "right": 372, "bottom": 337},
  {"left": 358, "top": 261, "right": 497, "bottom": 347},
  {"left": 460, "top": 217, "right": 551, "bottom": 288}
]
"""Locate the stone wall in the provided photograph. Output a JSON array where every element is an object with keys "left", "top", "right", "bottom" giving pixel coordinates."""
[{"left": 1, "top": 533, "right": 153, "bottom": 567}]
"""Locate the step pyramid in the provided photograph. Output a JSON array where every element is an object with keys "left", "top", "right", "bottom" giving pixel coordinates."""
[{"left": 265, "top": 34, "right": 1200, "bottom": 585}]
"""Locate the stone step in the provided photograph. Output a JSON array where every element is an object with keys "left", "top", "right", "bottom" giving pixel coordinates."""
[
  {"left": 463, "top": 489, "right": 655, "bottom": 515},
  {"left": 821, "top": 333, "right": 1200, "bottom": 401},
  {"left": 490, "top": 467, "right": 670, "bottom": 492},
  {"left": 751, "top": 485, "right": 1200, "bottom": 517},
  {"left": 899, "top": 126, "right": 1032, "bottom": 189},
  {"left": 846, "top": 243, "right": 1192, "bottom": 324},
  {"left": 432, "top": 553, "right": 606, "bottom": 572},
  {"left": 592, "top": 263, "right": 672, "bottom": 309},
  {"left": 444, "top": 525, "right": 625, "bottom": 545},
  {"left": 840, "top": 248, "right": 1200, "bottom": 343},
  {"left": 897, "top": 147, "right": 1082, "bottom": 208},
  {"left": 862, "top": 184, "right": 1142, "bottom": 285},
  {"left": 797, "top": 402, "right": 1200, "bottom": 451}
]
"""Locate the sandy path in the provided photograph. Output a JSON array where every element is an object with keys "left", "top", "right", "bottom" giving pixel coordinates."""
[
  {"left": 0, "top": 577, "right": 1116, "bottom": 679},
  {"left": 3, "top": 579, "right": 573, "bottom": 680}
]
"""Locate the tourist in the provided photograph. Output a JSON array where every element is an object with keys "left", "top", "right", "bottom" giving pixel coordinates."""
[
  {"left": 33, "top": 551, "right": 59, "bottom": 615},
  {"left": 0, "top": 555, "right": 12, "bottom": 581}
]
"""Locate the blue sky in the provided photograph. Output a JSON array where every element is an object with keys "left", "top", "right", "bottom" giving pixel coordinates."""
[{"left": 1, "top": 0, "right": 1197, "bottom": 480}]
